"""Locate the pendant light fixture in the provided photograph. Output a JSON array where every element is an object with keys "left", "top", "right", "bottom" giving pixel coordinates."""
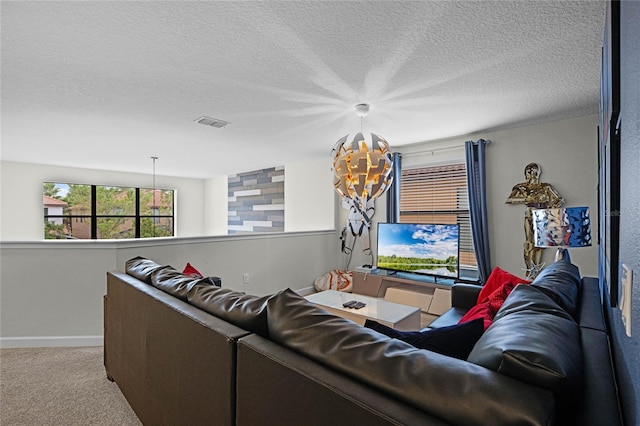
[
  {"left": 331, "top": 104, "right": 394, "bottom": 255},
  {"left": 332, "top": 103, "right": 394, "bottom": 209}
]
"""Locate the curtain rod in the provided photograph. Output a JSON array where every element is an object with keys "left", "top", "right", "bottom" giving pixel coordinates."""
[{"left": 398, "top": 139, "right": 491, "bottom": 157}]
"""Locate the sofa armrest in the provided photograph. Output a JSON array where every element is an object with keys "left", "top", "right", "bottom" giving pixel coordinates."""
[
  {"left": 578, "top": 328, "right": 623, "bottom": 426},
  {"left": 451, "top": 283, "right": 481, "bottom": 309},
  {"left": 106, "top": 271, "right": 250, "bottom": 426}
]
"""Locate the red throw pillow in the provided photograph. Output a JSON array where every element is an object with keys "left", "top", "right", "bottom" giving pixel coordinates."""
[
  {"left": 477, "top": 267, "right": 530, "bottom": 303},
  {"left": 183, "top": 262, "right": 204, "bottom": 279},
  {"left": 487, "top": 280, "right": 517, "bottom": 312},
  {"left": 459, "top": 268, "right": 530, "bottom": 330},
  {"left": 458, "top": 300, "right": 493, "bottom": 330}
]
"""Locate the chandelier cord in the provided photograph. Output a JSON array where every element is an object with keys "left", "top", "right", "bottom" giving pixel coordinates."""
[
  {"left": 151, "top": 156, "right": 158, "bottom": 237},
  {"left": 152, "top": 157, "right": 157, "bottom": 193}
]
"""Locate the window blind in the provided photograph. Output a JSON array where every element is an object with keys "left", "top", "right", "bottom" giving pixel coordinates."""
[{"left": 399, "top": 163, "right": 477, "bottom": 271}]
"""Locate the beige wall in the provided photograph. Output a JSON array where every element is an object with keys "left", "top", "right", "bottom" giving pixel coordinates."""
[
  {"left": 284, "top": 159, "right": 335, "bottom": 232},
  {"left": 0, "top": 157, "right": 335, "bottom": 240},
  {"left": 484, "top": 115, "right": 598, "bottom": 278},
  {"left": 341, "top": 114, "right": 599, "bottom": 278},
  {"left": 0, "top": 114, "right": 599, "bottom": 347},
  {"left": 0, "top": 161, "right": 206, "bottom": 240},
  {"left": 0, "top": 231, "right": 338, "bottom": 347}
]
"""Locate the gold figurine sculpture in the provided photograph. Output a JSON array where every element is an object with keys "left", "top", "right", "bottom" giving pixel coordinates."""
[{"left": 506, "top": 163, "right": 564, "bottom": 278}]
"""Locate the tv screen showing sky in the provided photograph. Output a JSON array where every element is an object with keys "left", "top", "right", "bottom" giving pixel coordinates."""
[{"left": 376, "top": 223, "right": 459, "bottom": 278}]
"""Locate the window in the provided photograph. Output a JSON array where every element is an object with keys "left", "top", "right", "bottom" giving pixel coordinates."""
[
  {"left": 43, "top": 182, "right": 174, "bottom": 239},
  {"left": 398, "top": 163, "right": 478, "bottom": 279}
]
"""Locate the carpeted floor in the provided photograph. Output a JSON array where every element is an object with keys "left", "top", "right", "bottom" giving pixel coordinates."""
[{"left": 0, "top": 346, "right": 141, "bottom": 426}]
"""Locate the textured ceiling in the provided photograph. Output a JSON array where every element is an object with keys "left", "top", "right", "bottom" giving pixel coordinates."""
[{"left": 1, "top": 1, "right": 605, "bottom": 179}]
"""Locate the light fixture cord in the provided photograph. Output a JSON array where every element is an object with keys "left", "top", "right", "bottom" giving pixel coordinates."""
[
  {"left": 152, "top": 157, "right": 156, "bottom": 193},
  {"left": 151, "top": 156, "right": 158, "bottom": 237}
]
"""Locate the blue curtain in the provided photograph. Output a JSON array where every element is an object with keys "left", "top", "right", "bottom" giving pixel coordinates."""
[
  {"left": 465, "top": 139, "right": 492, "bottom": 283},
  {"left": 386, "top": 152, "right": 402, "bottom": 223}
]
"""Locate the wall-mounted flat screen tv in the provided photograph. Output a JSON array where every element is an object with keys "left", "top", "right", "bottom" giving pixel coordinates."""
[{"left": 376, "top": 223, "right": 460, "bottom": 279}]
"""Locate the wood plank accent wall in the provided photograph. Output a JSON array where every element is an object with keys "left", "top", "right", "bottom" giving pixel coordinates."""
[{"left": 227, "top": 166, "right": 285, "bottom": 234}]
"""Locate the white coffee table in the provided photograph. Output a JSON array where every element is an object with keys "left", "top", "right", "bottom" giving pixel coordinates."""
[{"left": 305, "top": 290, "right": 421, "bottom": 331}]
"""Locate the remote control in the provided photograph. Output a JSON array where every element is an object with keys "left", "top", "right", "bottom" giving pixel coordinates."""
[
  {"left": 352, "top": 302, "right": 366, "bottom": 309},
  {"left": 342, "top": 300, "right": 357, "bottom": 308}
]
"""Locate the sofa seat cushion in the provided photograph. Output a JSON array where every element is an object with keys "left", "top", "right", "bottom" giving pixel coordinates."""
[
  {"left": 187, "top": 285, "right": 277, "bottom": 337},
  {"left": 468, "top": 285, "right": 583, "bottom": 404},
  {"left": 364, "top": 318, "right": 484, "bottom": 360},
  {"left": 125, "top": 256, "right": 171, "bottom": 283},
  {"left": 267, "top": 288, "right": 555, "bottom": 426},
  {"left": 530, "top": 258, "right": 581, "bottom": 318},
  {"left": 427, "top": 306, "right": 468, "bottom": 329}
]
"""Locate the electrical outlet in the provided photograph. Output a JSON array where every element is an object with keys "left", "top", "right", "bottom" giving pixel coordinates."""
[
  {"left": 620, "top": 264, "right": 633, "bottom": 337},
  {"left": 242, "top": 273, "right": 249, "bottom": 284}
]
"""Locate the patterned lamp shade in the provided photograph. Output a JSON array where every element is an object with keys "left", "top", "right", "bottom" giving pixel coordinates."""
[
  {"left": 532, "top": 207, "right": 592, "bottom": 248},
  {"left": 331, "top": 132, "right": 394, "bottom": 203}
]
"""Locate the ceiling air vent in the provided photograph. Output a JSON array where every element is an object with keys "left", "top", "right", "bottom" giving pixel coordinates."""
[{"left": 194, "top": 116, "right": 231, "bottom": 129}]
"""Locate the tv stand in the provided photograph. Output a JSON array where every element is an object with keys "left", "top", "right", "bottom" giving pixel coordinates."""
[{"left": 352, "top": 269, "right": 454, "bottom": 317}]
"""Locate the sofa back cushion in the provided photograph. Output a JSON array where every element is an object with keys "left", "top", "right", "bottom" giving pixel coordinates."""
[
  {"left": 530, "top": 258, "right": 581, "bottom": 318},
  {"left": 187, "top": 285, "right": 276, "bottom": 337},
  {"left": 150, "top": 267, "right": 215, "bottom": 301},
  {"left": 493, "top": 284, "right": 575, "bottom": 323},
  {"left": 266, "top": 288, "right": 555, "bottom": 426},
  {"left": 125, "top": 256, "right": 171, "bottom": 283},
  {"left": 468, "top": 284, "right": 583, "bottom": 421}
]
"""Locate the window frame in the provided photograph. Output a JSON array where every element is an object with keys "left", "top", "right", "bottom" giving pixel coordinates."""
[{"left": 43, "top": 183, "right": 175, "bottom": 240}]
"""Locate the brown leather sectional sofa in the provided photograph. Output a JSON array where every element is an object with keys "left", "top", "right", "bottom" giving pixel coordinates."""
[{"left": 104, "top": 256, "right": 622, "bottom": 425}]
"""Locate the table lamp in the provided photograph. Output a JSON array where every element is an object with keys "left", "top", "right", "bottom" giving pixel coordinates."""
[{"left": 532, "top": 206, "right": 592, "bottom": 262}]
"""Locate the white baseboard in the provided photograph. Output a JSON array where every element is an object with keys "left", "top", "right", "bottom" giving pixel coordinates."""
[{"left": 0, "top": 335, "right": 103, "bottom": 349}]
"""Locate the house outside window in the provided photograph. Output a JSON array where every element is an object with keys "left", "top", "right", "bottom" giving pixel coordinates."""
[
  {"left": 398, "top": 162, "right": 478, "bottom": 280},
  {"left": 43, "top": 182, "right": 175, "bottom": 239}
]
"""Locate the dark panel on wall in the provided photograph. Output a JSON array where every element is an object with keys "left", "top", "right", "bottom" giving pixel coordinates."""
[
  {"left": 228, "top": 167, "right": 285, "bottom": 234},
  {"left": 607, "top": 1, "right": 640, "bottom": 424},
  {"left": 599, "top": 0, "right": 621, "bottom": 307}
]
